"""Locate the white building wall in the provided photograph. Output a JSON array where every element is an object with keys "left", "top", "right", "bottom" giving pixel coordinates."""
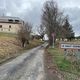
[{"left": 0, "top": 23, "right": 21, "bottom": 33}]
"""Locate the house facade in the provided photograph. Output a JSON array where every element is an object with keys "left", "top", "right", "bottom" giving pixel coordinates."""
[{"left": 0, "top": 16, "right": 23, "bottom": 33}]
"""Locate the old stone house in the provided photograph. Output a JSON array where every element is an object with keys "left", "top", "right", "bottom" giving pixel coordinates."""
[{"left": 0, "top": 16, "right": 23, "bottom": 33}]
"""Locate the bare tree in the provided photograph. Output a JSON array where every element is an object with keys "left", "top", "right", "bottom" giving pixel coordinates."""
[
  {"left": 41, "top": 0, "right": 62, "bottom": 46},
  {"left": 18, "top": 22, "right": 32, "bottom": 47},
  {"left": 41, "top": 0, "right": 75, "bottom": 45}
]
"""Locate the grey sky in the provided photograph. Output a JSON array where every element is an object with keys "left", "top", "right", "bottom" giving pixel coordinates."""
[
  {"left": 0, "top": 0, "right": 80, "bottom": 36},
  {"left": 56, "top": 0, "right": 80, "bottom": 36}
]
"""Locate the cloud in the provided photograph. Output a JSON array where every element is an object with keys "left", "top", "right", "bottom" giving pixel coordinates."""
[
  {"left": 3, "top": 0, "right": 45, "bottom": 26},
  {"left": 0, "top": 0, "right": 80, "bottom": 36},
  {"left": 5, "top": 0, "right": 45, "bottom": 16},
  {"left": 0, "top": 0, "right": 5, "bottom": 9},
  {"left": 55, "top": 0, "right": 80, "bottom": 36},
  {"left": 66, "top": 8, "right": 80, "bottom": 36},
  {"left": 56, "top": 0, "right": 80, "bottom": 8},
  {"left": 6, "top": 12, "right": 11, "bottom": 16}
]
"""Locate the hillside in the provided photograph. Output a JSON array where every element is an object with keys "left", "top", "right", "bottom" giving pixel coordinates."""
[
  {"left": 0, "top": 36, "right": 22, "bottom": 64},
  {"left": 0, "top": 33, "right": 44, "bottom": 64}
]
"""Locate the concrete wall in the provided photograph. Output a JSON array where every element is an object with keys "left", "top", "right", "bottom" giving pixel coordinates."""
[{"left": 0, "top": 23, "right": 21, "bottom": 33}]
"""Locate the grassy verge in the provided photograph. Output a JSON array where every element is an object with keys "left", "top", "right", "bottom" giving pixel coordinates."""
[
  {"left": 0, "top": 33, "right": 44, "bottom": 64},
  {"left": 24, "top": 39, "right": 44, "bottom": 50},
  {"left": 0, "top": 32, "right": 17, "bottom": 38},
  {"left": 48, "top": 47, "right": 80, "bottom": 80}
]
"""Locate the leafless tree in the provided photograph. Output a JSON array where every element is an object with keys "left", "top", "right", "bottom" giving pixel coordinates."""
[
  {"left": 41, "top": 0, "right": 74, "bottom": 45},
  {"left": 18, "top": 22, "right": 32, "bottom": 47},
  {"left": 41, "top": 0, "right": 63, "bottom": 46}
]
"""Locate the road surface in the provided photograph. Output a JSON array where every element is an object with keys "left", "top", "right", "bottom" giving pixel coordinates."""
[{"left": 0, "top": 44, "right": 47, "bottom": 80}]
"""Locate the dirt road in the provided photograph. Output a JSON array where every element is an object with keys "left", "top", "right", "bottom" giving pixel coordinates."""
[{"left": 0, "top": 44, "right": 47, "bottom": 80}]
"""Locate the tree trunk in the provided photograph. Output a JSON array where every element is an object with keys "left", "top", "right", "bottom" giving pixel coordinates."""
[
  {"left": 22, "top": 42, "right": 25, "bottom": 47},
  {"left": 49, "top": 35, "right": 53, "bottom": 46},
  {"left": 26, "top": 40, "right": 29, "bottom": 44}
]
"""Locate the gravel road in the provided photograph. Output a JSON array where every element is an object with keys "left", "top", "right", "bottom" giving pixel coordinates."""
[{"left": 0, "top": 44, "right": 46, "bottom": 80}]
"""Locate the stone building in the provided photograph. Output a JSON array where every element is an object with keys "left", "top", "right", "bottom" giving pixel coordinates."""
[{"left": 0, "top": 16, "right": 23, "bottom": 33}]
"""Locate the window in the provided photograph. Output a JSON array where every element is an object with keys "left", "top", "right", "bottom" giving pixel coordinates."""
[
  {"left": 9, "top": 25, "right": 11, "bottom": 28},
  {"left": 9, "top": 25, "right": 11, "bottom": 31},
  {"left": 15, "top": 20, "right": 19, "bottom": 23},
  {"left": 8, "top": 19, "right": 13, "bottom": 22},
  {"left": 0, "top": 25, "right": 2, "bottom": 28}
]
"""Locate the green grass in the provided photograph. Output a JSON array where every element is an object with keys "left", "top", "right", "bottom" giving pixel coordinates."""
[
  {"left": 24, "top": 39, "right": 44, "bottom": 50},
  {"left": 48, "top": 48, "right": 80, "bottom": 75},
  {"left": 0, "top": 32, "right": 17, "bottom": 38}
]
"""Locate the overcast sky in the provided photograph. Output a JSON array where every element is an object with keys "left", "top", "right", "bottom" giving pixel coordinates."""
[{"left": 0, "top": 0, "right": 80, "bottom": 36}]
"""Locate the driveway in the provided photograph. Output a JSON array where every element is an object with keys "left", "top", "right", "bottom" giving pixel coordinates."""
[{"left": 0, "top": 44, "right": 47, "bottom": 80}]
